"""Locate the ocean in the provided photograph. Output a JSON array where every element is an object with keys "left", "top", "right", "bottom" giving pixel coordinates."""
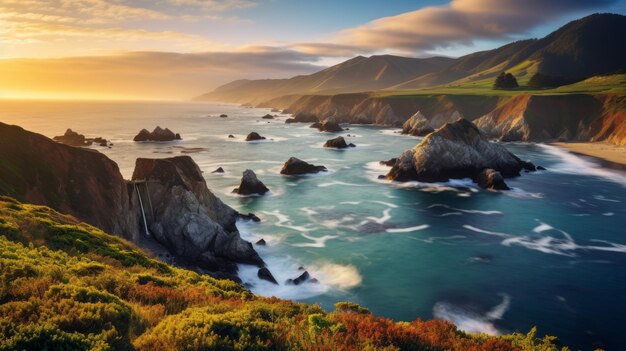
[{"left": 1, "top": 99, "right": 625, "bottom": 350}]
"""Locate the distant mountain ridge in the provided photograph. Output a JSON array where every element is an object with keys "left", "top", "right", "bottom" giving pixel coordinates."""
[{"left": 196, "top": 13, "right": 626, "bottom": 104}]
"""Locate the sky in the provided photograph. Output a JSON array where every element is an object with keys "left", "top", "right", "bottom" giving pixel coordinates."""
[{"left": 0, "top": 0, "right": 624, "bottom": 100}]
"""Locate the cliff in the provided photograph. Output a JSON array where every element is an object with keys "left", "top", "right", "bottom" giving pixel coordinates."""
[
  {"left": 0, "top": 122, "right": 263, "bottom": 279},
  {"left": 272, "top": 93, "right": 626, "bottom": 145}
]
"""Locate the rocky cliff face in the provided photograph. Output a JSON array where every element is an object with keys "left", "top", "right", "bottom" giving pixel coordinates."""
[
  {"left": 269, "top": 92, "right": 625, "bottom": 145},
  {"left": 0, "top": 122, "right": 264, "bottom": 280},
  {"left": 132, "top": 157, "right": 263, "bottom": 278},
  {"left": 0, "top": 122, "right": 138, "bottom": 238}
]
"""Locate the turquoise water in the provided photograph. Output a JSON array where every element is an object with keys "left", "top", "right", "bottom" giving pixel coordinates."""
[{"left": 1, "top": 100, "right": 625, "bottom": 350}]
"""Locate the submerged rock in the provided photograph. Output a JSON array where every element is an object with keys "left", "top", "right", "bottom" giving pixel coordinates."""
[
  {"left": 261, "top": 114, "right": 274, "bottom": 119},
  {"left": 258, "top": 267, "right": 278, "bottom": 285},
  {"left": 238, "top": 212, "right": 261, "bottom": 222},
  {"left": 133, "top": 126, "right": 181, "bottom": 142},
  {"left": 255, "top": 238, "right": 266, "bottom": 246},
  {"left": 220, "top": 114, "right": 228, "bottom": 118},
  {"left": 386, "top": 119, "right": 533, "bottom": 189},
  {"left": 245, "top": 132, "right": 266, "bottom": 141},
  {"left": 233, "top": 169, "right": 269, "bottom": 195},
  {"left": 132, "top": 156, "right": 264, "bottom": 277},
  {"left": 402, "top": 111, "right": 434, "bottom": 136},
  {"left": 537, "top": 165, "right": 547, "bottom": 170},
  {"left": 211, "top": 167, "right": 225, "bottom": 173},
  {"left": 228, "top": 134, "right": 235, "bottom": 138},
  {"left": 323, "top": 136, "right": 355, "bottom": 149},
  {"left": 280, "top": 157, "right": 327, "bottom": 175}
]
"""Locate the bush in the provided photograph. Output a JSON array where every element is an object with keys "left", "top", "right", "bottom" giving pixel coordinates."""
[{"left": 494, "top": 72, "right": 519, "bottom": 89}]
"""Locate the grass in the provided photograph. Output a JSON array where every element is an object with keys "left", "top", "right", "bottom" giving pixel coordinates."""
[{"left": 0, "top": 196, "right": 571, "bottom": 350}]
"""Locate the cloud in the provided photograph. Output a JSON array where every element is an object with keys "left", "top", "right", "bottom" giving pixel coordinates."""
[
  {"left": 168, "top": 0, "right": 258, "bottom": 12},
  {"left": 0, "top": 49, "right": 323, "bottom": 99},
  {"left": 307, "top": 0, "right": 618, "bottom": 55}
]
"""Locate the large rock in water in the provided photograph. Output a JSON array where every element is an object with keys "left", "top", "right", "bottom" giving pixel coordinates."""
[
  {"left": 132, "top": 156, "right": 264, "bottom": 277},
  {"left": 134, "top": 126, "right": 181, "bottom": 142},
  {"left": 233, "top": 169, "right": 269, "bottom": 195},
  {"left": 245, "top": 132, "right": 266, "bottom": 141},
  {"left": 323, "top": 136, "right": 355, "bottom": 149},
  {"left": 402, "top": 111, "right": 434, "bottom": 136},
  {"left": 386, "top": 119, "right": 532, "bottom": 189},
  {"left": 280, "top": 157, "right": 327, "bottom": 175},
  {"left": 310, "top": 119, "right": 343, "bottom": 132},
  {"left": 53, "top": 129, "right": 91, "bottom": 146}
]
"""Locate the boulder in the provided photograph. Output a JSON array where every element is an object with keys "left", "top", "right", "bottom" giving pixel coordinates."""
[
  {"left": 286, "top": 271, "right": 316, "bottom": 285},
  {"left": 233, "top": 169, "right": 269, "bottom": 195},
  {"left": 211, "top": 167, "right": 225, "bottom": 173},
  {"left": 402, "top": 111, "right": 434, "bottom": 136},
  {"left": 220, "top": 114, "right": 228, "bottom": 118},
  {"left": 133, "top": 126, "right": 180, "bottom": 142},
  {"left": 261, "top": 114, "right": 274, "bottom": 119},
  {"left": 323, "top": 136, "right": 355, "bottom": 149},
  {"left": 258, "top": 267, "right": 278, "bottom": 284},
  {"left": 132, "top": 156, "right": 264, "bottom": 277},
  {"left": 255, "top": 238, "right": 266, "bottom": 246},
  {"left": 310, "top": 119, "right": 343, "bottom": 132},
  {"left": 386, "top": 119, "right": 532, "bottom": 188},
  {"left": 280, "top": 157, "right": 327, "bottom": 175},
  {"left": 245, "top": 132, "right": 266, "bottom": 141},
  {"left": 475, "top": 168, "right": 510, "bottom": 190},
  {"left": 228, "top": 134, "right": 235, "bottom": 138}
]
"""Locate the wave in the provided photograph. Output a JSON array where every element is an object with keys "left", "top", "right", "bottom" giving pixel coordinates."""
[
  {"left": 292, "top": 233, "right": 339, "bottom": 248},
  {"left": 428, "top": 204, "right": 503, "bottom": 215},
  {"left": 386, "top": 225, "right": 429, "bottom": 233},
  {"left": 433, "top": 294, "right": 511, "bottom": 335},
  {"left": 463, "top": 222, "right": 626, "bottom": 256},
  {"left": 263, "top": 210, "right": 318, "bottom": 232},
  {"left": 318, "top": 180, "right": 370, "bottom": 188},
  {"left": 538, "top": 144, "right": 626, "bottom": 187}
]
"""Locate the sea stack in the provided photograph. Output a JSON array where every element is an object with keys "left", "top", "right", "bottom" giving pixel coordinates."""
[
  {"left": 133, "top": 126, "right": 181, "bottom": 142},
  {"left": 280, "top": 157, "right": 327, "bottom": 175},
  {"left": 233, "top": 169, "right": 269, "bottom": 195}
]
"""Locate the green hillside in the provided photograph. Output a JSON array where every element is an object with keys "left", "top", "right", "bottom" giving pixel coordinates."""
[{"left": 0, "top": 196, "right": 569, "bottom": 350}]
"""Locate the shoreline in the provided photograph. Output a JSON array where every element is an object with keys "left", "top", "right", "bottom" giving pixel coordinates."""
[{"left": 550, "top": 142, "right": 626, "bottom": 170}]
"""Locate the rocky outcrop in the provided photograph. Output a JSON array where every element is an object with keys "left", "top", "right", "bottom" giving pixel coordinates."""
[
  {"left": 280, "top": 157, "right": 327, "bottom": 175},
  {"left": 245, "top": 132, "right": 266, "bottom": 141},
  {"left": 402, "top": 112, "right": 434, "bottom": 136},
  {"left": 255, "top": 238, "right": 266, "bottom": 246},
  {"left": 258, "top": 267, "right": 278, "bottom": 284},
  {"left": 261, "top": 114, "right": 274, "bottom": 119},
  {"left": 53, "top": 129, "right": 110, "bottom": 147},
  {"left": 0, "top": 122, "right": 138, "bottom": 238},
  {"left": 286, "top": 271, "right": 318, "bottom": 285},
  {"left": 386, "top": 119, "right": 533, "bottom": 189},
  {"left": 285, "top": 112, "right": 319, "bottom": 124},
  {"left": 132, "top": 157, "right": 264, "bottom": 277},
  {"left": 323, "top": 136, "right": 355, "bottom": 149},
  {"left": 379, "top": 158, "right": 397, "bottom": 167},
  {"left": 212, "top": 167, "right": 225, "bottom": 173},
  {"left": 134, "top": 127, "right": 181, "bottom": 142},
  {"left": 475, "top": 169, "right": 510, "bottom": 190},
  {"left": 220, "top": 114, "right": 228, "bottom": 118},
  {"left": 232, "top": 169, "right": 269, "bottom": 195},
  {"left": 310, "top": 119, "right": 343, "bottom": 132}
]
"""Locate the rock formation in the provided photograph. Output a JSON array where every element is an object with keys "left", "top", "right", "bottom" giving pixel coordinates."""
[
  {"left": 323, "top": 136, "right": 355, "bottom": 149},
  {"left": 286, "top": 271, "right": 318, "bottom": 285},
  {"left": 132, "top": 157, "right": 264, "bottom": 278},
  {"left": 53, "top": 129, "right": 110, "bottom": 147},
  {"left": 401, "top": 111, "right": 434, "bottom": 136},
  {"left": 211, "top": 167, "right": 225, "bottom": 173},
  {"left": 255, "top": 238, "right": 266, "bottom": 246},
  {"left": 386, "top": 119, "right": 535, "bottom": 189},
  {"left": 133, "top": 127, "right": 181, "bottom": 142},
  {"left": 285, "top": 112, "right": 319, "bottom": 124},
  {"left": 245, "top": 132, "right": 266, "bottom": 141},
  {"left": 310, "top": 119, "right": 343, "bottom": 132},
  {"left": 475, "top": 169, "right": 510, "bottom": 190},
  {"left": 232, "top": 169, "right": 269, "bottom": 195},
  {"left": 280, "top": 157, "right": 327, "bottom": 175},
  {"left": 220, "top": 114, "right": 228, "bottom": 118},
  {"left": 258, "top": 267, "right": 278, "bottom": 284},
  {"left": 261, "top": 114, "right": 274, "bottom": 119},
  {"left": 379, "top": 158, "right": 397, "bottom": 167}
]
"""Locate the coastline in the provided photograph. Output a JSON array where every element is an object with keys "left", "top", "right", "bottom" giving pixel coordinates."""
[{"left": 550, "top": 142, "right": 626, "bottom": 170}]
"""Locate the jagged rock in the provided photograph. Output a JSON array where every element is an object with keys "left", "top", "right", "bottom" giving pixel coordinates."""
[
  {"left": 220, "top": 114, "right": 228, "bottom": 118},
  {"left": 537, "top": 166, "right": 547, "bottom": 170},
  {"left": 286, "top": 271, "right": 316, "bottom": 285},
  {"left": 475, "top": 168, "right": 510, "bottom": 190},
  {"left": 228, "top": 134, "right": 235, "bottom": 138},
  {"left": 379, "top": 158, "right": 397, "bottom": 167},
  {"left": 286, "top": 113, "right": 319, "bottom": 124},
  {"left": 323, "top": 136, "right": 355, "bottom": 149},
  {"left": 133, "top": 126, "right": 181, "bottom": 142},
  {"left": 261, "top": 114, "right": 274, "bottom": 119},
  {"left": 211, "top": 167, "right": 225, "bottom": 173},
  {"left": 280, "top": 157, "right": 327, "bottom": 175},
  {"left": 402, "top": 111, "right": 434, "bottom": 136},
  {"left": 245, "top": 132, "right": 266, "bottom": 141},
  {"left": 258, "top": 267, "right": 278, "bottom": 284},
  {"left": 132, "top": 156, "right": 264, "bottom": 277},
  {"left": 53, "top": 129, "right": 110, "bottom": 147},
  {"left": 386, "top": 119, "right": 531, "bottom": 188},
  {"left": 520, "top": 160, "right": 537, "bottom": 172},
  {"left": 310, "top": 119, "right": 343, "bottom": 132},
  {"left": 255, "top": 238, "right": 266, "bottom": 246},
  {"left": 233, "top": 169, "right": 269, "bottom": 195},
  {"left": 238, "top": 212, "right": 261, "bottom": 222}
]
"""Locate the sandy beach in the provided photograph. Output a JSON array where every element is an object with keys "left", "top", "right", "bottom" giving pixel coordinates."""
[{"left": 552, "top": 142, "right": 626, "bottom": 169}]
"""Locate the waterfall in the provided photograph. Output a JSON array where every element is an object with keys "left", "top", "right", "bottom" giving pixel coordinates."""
[{"left": 134, "top": 182, "right": 150, "bottom": 237}]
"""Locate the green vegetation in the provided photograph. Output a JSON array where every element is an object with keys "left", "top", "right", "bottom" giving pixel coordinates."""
[
  {"left": 0, "top": 196, "right": 571, "bottom": 350},
  {"left": 494, "top": 72, "right": 520, "bottom": 90}
]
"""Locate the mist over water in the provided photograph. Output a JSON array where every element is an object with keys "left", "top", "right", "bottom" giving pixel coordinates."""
[{"left": 2, "top": 100, "right": 625, "bottom": 350}]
